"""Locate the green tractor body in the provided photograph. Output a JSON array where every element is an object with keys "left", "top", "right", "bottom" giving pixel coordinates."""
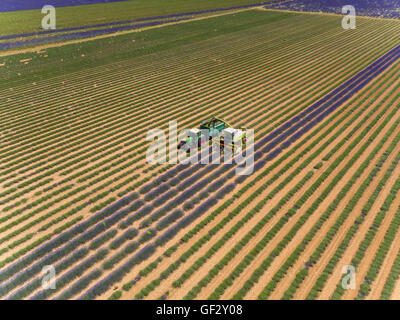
[
  {"left": 178, "top": 116, "right": 246, "bottom": 155},
  {"left": 200, "top": 117, "right": 232, "bottom": 137}
]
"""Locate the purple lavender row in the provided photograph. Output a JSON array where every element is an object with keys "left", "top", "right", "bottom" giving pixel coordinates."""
[
  {"left": 240, "top": 44, "right": 400, "bottom": 181},
  {"left": 0, "top": 193, "right": 137, "bottom": 286},
  {"left": 0, "top": 0, "right": 127, "bottom": 13},
  {"left": 10, "top": 248, "right": 107, "bottom": 300},
  {"left": 0, "top": 153, "right": 217, "bottom": 297},
  {"left": 265, "top": 0, "right": 400, "bottom": 19},
  {"left": 254, "top": 44, "right": 400, "bottom": 152},
  {"left": 6, "top": 227, "right": 136, "bottom": 299},
  {"left": 77, "top": 243, "right": 156, "bottom": 300},
  {"left": 78, "top": 196, "right": 220, "bottom": 299},
  {"left": 0, "top": 16, "right": 189, "bottom": 41},
  {"left": 5, "top": 247, "right": 89, "bottom": 300},
  {"left": 0, "top": 150, "right": 217, "bottom": 295},
  {"left": 0, "top": 18, "right": 190, "bottom": 51},
  {"left": 47, "top": 249, "right": 109, "bottom": 300}
]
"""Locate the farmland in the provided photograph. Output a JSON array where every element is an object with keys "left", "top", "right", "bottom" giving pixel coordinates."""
[
  {"left": 1, "top": 2, "right": 400, "bottom": 301},
  {"left": 0, "top": 0, "right": 275, "bottom": 36}
]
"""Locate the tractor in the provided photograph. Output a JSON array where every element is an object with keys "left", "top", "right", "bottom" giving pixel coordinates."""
[{"left": 177, "top": 117, "right": 246, "bottom": 155}]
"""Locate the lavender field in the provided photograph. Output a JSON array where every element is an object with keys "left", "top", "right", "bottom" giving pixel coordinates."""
[
  {"left": 265, "top": 0, "right": 400, "bottom": 19},
  {"left": 1, "top": 1, "right": 400, "bottom": 303},
  {"left": 0, "top": 0, "right": 128, "bottom": 12}
]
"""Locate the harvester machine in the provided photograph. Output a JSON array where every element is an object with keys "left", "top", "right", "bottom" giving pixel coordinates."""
[{"left": 177, "top": 116, "right": 246, "bottom": 155}]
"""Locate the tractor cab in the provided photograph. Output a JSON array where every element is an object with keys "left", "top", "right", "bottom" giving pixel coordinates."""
[
  {"left": 177, "top": 117, "right": 246, "bottom": 155},
  {"left": 200, "top": 117, "right": 231, "bottom": 138}
]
